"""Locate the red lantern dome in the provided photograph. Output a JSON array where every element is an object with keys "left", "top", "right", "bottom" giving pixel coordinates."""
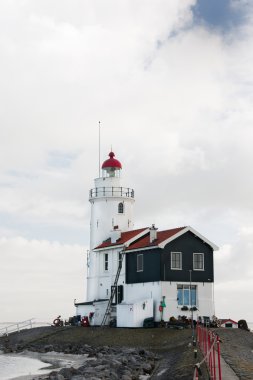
[{"left": 102, "top": 152, "right": 122, "bottom": 170}]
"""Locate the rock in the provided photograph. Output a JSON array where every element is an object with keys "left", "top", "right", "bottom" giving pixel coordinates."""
[
  {"left": 56, "top": 375, "right": 65, "bottom": 380},
  {"left": 121, "top": 375, "right": 132, "bottom": 380},
  {"left": 44, "top": 344, "right": 54, "bottom": 352},
  {"left": 58, "top": 367, "right": 78, "bottom": 379},
  {"left": 142, "top": 363, "right": 152, "bottom": 374},
  {"left": 121, "top": 357, "right": 128, "bottom": 364}
]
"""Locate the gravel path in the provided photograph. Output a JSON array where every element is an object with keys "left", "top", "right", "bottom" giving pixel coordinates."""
[{"left": 214, "top": 328, "right": 253, "bottom": 380}]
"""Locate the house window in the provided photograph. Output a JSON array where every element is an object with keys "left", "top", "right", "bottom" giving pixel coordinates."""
[
  {"left": 111, "top": 285, "right": 124, "bottom": 304},
  {"left": 177, "top": 285, "right": 197, "bottom": 306},
  {"left": 118, "top": 202, "right": 124, "bottom": 214},
  {"left": 104, "top": 253, "right": 109, "bottom": 271},
  {"left": 193, "top": 253, "right": 204, "bottom": 270},
  {"left": 137, "top": 254, "right": 143, "bottom": 272},
  {"left": 118, "top": 251, "right": 123, "bottom": 268},
  {"left": 171, "top": 252, "right": 182, "bottom": 270}
]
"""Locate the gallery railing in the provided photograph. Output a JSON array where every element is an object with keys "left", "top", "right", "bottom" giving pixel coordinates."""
[{"left": 89, "top": 187, "right": 134, "bottom": 199}]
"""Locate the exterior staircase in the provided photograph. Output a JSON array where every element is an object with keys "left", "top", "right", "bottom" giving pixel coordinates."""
[{"left": 100, "top": 250, "right": 125, "bottom": 327}]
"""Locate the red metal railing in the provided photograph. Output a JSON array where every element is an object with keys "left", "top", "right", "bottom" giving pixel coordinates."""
[{"left": 194, "top": 324, "right": 222, "bottom": 380}]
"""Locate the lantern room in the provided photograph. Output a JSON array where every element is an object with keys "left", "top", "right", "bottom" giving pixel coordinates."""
[{"left": 102, "top": 151, "right": 122, "bottom": 177}]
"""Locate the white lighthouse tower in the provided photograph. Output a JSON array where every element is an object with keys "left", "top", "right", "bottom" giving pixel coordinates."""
[{"left": 87, "top": 151, "right": 135, "bottom": 301}]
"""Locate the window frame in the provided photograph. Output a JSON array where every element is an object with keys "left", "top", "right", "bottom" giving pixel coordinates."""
[
  {"left": 137, "top": 253, "right": 143, "bottom": 272},
  {"left": 193, "top": 253, "right": 204, "bottom": 271},
  {"left": 171, "top": 252, "right": 182, "bottom": 270}
]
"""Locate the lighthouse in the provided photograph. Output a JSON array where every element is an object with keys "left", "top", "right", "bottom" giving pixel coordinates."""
[
  {"left": 87, "top": 151, "right": 135, "bottom": 301},
  {"left": 75, "top": 150, "right": 218, "bottom": 327}
]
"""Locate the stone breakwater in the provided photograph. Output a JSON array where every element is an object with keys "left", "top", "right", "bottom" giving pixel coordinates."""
[
  {"left": 0, "top": 327, "right": 198, "bottom": 380},
  {"left": 2, "top": 326, "right": 253, "bottom": 380},
  {"left": 44, "top": 345, "right": 157, "bottom": 380}
]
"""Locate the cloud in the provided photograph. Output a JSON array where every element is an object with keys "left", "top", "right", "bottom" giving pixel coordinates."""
[
  {"left": 0, "top": 237, "right": 86, "bottom": 322},
  {"left": 0, "top": 1, "right": 253, "bottom": 322},
  {"left": 214, "top": 227, "right": 253, "bottom": 321}
]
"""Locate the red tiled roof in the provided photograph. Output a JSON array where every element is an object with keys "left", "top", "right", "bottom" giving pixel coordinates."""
[
  {"left": 125, "top": 226, "right": 186, "bottom": 251},
  {"left": 220, "top": 319, "right": 238, "bottom": 325},
  {"left": 94, "top": 228, "right": 148, "bottom": 250}
]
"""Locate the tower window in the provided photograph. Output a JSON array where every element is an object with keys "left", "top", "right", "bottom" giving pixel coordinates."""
[
  {"left": 118, "top": 251, "right": 123, "bottom": 268},
  {"left": 118, "top": 202, "right": 124, "bottom": 214},
  {"left": 104, "top": 253, "right": 109, "bottom": 271}
]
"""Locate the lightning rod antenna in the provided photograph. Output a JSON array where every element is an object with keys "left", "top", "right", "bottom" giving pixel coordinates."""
[{"left": 98, "top": 121, "right": 101, "bottom": 177}]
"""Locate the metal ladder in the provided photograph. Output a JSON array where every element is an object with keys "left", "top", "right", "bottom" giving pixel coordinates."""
[{"left": 100, "top": 250, "right": 125, "bottom": 327}]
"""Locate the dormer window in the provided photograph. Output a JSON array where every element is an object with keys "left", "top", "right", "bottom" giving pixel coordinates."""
[{"left": 118, "top": 202, "right": 124, "bottom": 214}]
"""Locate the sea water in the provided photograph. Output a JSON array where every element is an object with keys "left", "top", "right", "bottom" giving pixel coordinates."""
[
  {"left": 0, "top": 354, "right": 51, "bottom": 380},
  {"left": 0, "top": 321, "right": 52, "bottom": 379},
  {"left": 248, "top": 322, "right": 253, "bottom": 332}
]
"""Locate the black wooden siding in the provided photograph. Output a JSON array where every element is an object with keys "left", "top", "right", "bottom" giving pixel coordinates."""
[
  {"left": 125, "top": 231, "right": 214, "bottom": 284},
  {"left": 125, "top": 248, "right": 160, "bottom": 284}
]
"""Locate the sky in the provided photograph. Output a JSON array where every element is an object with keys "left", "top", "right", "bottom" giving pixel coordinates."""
[{"left": 0, "top": 0, "right": 253, "bottom": 324}]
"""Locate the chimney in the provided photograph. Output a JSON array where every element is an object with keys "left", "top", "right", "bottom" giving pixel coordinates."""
[
  {"left": 150, "top": 224, "right": 158, "bottom": 243},
  {"left": 111, "top": 226, "right": 121, "bottom": 243}
]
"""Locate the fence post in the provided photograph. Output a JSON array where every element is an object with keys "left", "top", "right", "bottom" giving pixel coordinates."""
[
  {"left": 213, "top": 332, "right": 216, "bottom": 380},
  {"left": 217, "top": 335, "right": 222, "bottom": 380}
]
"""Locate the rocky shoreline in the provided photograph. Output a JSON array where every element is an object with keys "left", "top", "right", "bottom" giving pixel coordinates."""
[
  {"left": 1, "top": 326, "right": 253, "bottom": 379},
  {"left": 0, "top": 326, "right": 202, "bottom": 380}
]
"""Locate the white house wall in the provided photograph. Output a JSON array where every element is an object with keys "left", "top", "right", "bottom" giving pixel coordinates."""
[
  {"left": 75, "top": 305, "right": 95, "bottom": 320},
  {"left": 124, "top": 282, "right": 162, "bottom": 322},
  {"left": 117, "top": 298, "right": 153, "bottom": 328},
  {"left": 161, "top": 282, "right": 214, "bottom": 321},
  {"left": 122, "top": 281, "right": 214, "bottom": 323},
  {"left": 88, "top": 247, "right": 126, "bottom": 301}
]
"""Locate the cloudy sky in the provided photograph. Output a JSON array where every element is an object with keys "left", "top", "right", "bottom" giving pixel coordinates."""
[{"left": 0, "top": 0, "right": 252, "bottom": 324}]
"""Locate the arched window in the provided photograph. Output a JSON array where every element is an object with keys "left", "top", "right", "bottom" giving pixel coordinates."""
[{"left": 118, "top": 202, "right": 124, "bottom": 214}]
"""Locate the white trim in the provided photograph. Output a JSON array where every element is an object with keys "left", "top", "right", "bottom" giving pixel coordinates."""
[
  {"left": 193, "top": 252, "right": 204, "bottom": 271},
  {"left": 125, "top": 228, "right": 150, "bottom": 247},
  {"left": 93, "top": 244, "right": 124, "bottom": 252},
  {"left": 126, "top": 245, "right": 159, "bottom": 253},
  {"left": 158, "top": 226, "right": 219, "bottom": 250},
  {"left": 171, "top": 252, "right": 182, "bottom": 270}
]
